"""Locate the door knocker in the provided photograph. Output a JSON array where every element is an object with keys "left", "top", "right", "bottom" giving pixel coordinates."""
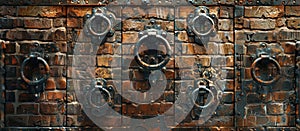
[
  {"left": 20, "top": 43, "right": 50, "bottom": 97},
  {"left": 84, "top": 7, "right": 116, "bottom": 45},
  {"left": 187, "top": 6, "right": 217, "bottom": 45},
  {"left": 191, "top": 79, "right": 214, "bottom": 109},
  {"left": 187, "top": 64, "right": 223, "bottom": 120},
  {"left": 84, "top": 78, "right": 115, "bottom": 117},
  {"left": 251, "top": 43, "right": 282, "bottom": 85},
  {"left": 134, "top": 20, "right": 172, "bottom": 71}
]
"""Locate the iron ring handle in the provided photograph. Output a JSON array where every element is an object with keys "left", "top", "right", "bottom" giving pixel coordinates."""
[
  {"left": 191, "top": 85, "right": 215, "bottom": 109},
  {"left": 134, "top": 34, "right": 172, "bottom": 70},
  {"left": 251, "top": 56, "right": 281, "bottom": 85},
  {"left": 191, "top": 14, "right": 215, "bottom": 36},
  {"left": 20, "top": 57, "right": 50, "bottom": 86},
  {"left": 86, "top": 13, "right": 112, "bottom": 36},
  {"left": 88, "top": 86, "right": 112, "bottom": 108}
]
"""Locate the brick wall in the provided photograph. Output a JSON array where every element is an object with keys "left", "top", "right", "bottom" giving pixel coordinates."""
[{"left": 0, "top": 0, "right": 299, "bottom": 130}]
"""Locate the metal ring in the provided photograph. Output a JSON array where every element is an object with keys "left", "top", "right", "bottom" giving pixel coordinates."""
[
  {"left": 251, "top": 56, "right": 281, "bottom": 85},
  {"left": 191, "top": 14, "right": 215, "bottom": 36},
  {"left": 86, "top": 13, "right": 112, "bottom": 36},
  {"left": 20, "top": 57, "right": 50, "bottom": 86},
  {"left": 88, "top": 86, "right": 112, "bottom": 108},
  {"left": 191, "top": 85, "right": 214, "bottom": 108},
  {"left": 134, "top": 34, "right": 172, "bottom": 70}
]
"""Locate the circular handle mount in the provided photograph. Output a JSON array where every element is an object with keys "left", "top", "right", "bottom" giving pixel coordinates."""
[
  {"left": 251, "top": 56, "right": 281, "bottom": 85},
  {"left": 20, "top": 57, "right": 50, "bottom": 86},
  {"left": 134, "top": 33, "right": 172, "bottom": 70}
]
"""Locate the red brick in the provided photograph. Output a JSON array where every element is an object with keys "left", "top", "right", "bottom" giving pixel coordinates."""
[
  {"left": 286, "top": 6, "right": 300, "bottom": 16},
  {"left": 5, "top": 103, "right": 14, "bottom": 114},
  {"left": 53, "top": 18, "right": 66, "bottom": 27},
  {"left": 47, "top": 91, "right": 65, "bottom": 102},
  {"left": 16, "top": 104, "right": 39, "bottom": 114},
  {"left": 24, "top": 18, "right": 52, "bottom": 29},
  {"left": 67, "top": 7, "right": 92, "bottom": 17},
  {"left": 40, "top": 102, "right": 64, "bottom": 115},
  {"left": 249, "top": 19, "right": 276, "bottom": 30},
  {"left": 218, "top": 19, "right": 233, "bottom": 31},
  {"left": 267, "top": 103, "right": 284, "bottom": 115},
  {"left": 220, "top": 6, "right": 234, "bottom": 18},
  {"left": 45, "top": 77, "right": 56, "bottom": 90},
  {"left": 18, "top": 6, "right": 66, "bottom": 17},
  {"left": 0, "top": 6, "right": 17, "bottom": 16},
  {"left": 67, "top": 18, "right": 83, "bottom": 28},
  {"left": 122, "top": 32, "right": 139, "bottom": 43},
  {"left": 245, "top": 6, "right": 284, "bottom": 18}
]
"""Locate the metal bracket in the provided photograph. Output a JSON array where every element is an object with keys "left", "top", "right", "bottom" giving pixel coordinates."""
[
  {"left": 187, "top": 6, "right": 217, "bottom": 45},
  {"left": 250, "top": 43, "right": 282, "bottom": 85},
  {"left": 134, "top": 19, "right": 172, "bottom": 71},
  {"left": 20, "top": 43, "right": 50, "bottom": 97},
  {"left": 84, "top": 7, "right": 116, "bottom": 45},
  {"left": 85, "top": 78, "right": 115, "bottom": 111}
]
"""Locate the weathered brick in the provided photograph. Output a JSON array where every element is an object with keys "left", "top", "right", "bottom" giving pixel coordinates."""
[
  {"left": 95, "top": 67, "right": 112, "bottom": 79},
  {"left": 47, "top": 91, "right": 65, "bottom": 102},
  {"left": 122, "top": 7, "right": 146, "bottom": 18},
  {"left": 278, "top": 29, "right": 300, "bottom": 41},
  {"left": 53, "top": 18, "right": 66, "bottom": 27},
  {"left": 220, "top": 6, "right": 233, "bottom": 18},
  {"left": 40, "top": 102, "right": 64, "bottom": 115},
  {"left": 272, "top": 91, "right": 294, "bottom": 101},
  {"left": 281, "top": 42, "right": 296, "bottom": 54},
  {"left": 53, "top": 27, "right": 66, "bottom": 41},
  {"left": 204, "top": 116, "right": 234, "bottom": 126},
  {"left": 215, "top": 104, "right": 234, "bottom": 116},
  {"left": 16, "top": 104, "right": 39, "bottom": 114},
  {"left": 276, "top": 18, "right": 286, "bottom": 27},
  {"left": 45, "top": 77, "right": 56, "bottom": 90},
  {"left": 286, "top": 6, "right": 300, "bottom": 16},
  {"left": 218, "top": 19, "right": 233, "bottom": 31},
  {"left": 0, "top": 6, "right": 17, "bottom": 16},
  {"left": 6, "top": 116, "right": 28, "bottom": 126},
  {"left": 0, "top": 18, "right": 14, "bottom": 29},
  {"left": 246, "top": 104, "right": 267, "bottom": 115},
  {"left": 251, "top": 31, "right": 276, "bottom": 42},
  {"left": 234, "top": 18, "right": 244, "bottom": 29},
  {"left": 249, "top": 19, "right": 276, "bottom": 30},
  {"left": 6, "top": 29, "right": 52, "bottom": 41},
  {"left": 219, "top": 43, "right": 234, "bottom": 55},
  {"left": 18, "top": 6, "right": 66, "bottom": 17},
  {"left": 175, "top": 19, "right": 186, "bottom": 31},
  {"left": 67, "top": 18, "right": 83, "bottom": 28},
  {"left": 267, "top": 103, "right": 284, "bottom": 115},
  {"left": 287, "top": 18, "right": 300, "bottom": 29},
  {"left": 5, "top": 103, "right": 14, "bottom": 114},
  {"left": 245, "top": 6, "right": 284, "bottom": 18},
  {"left": 67, "top": 7, "right": 92, "bottom": 17},
  {"left": 222, "top": 92, "right": 234, "bottom": 103},
  {"left": 67, "top": 103, "right": 81, "bottom": 115},
  {"left": 122, "top": 32, "right": 139, "bottom": 43},
  {"left": 18, "top": 93, "right": 37, "bottom": 102},
  {"left": 24, "top": 18, "right": 52, "bottom": 29},
  {"left": 57, "top": 77, "right": 66, "bottom": 90},
  {"left": 122, "top": 19, "right": 145, "bottom": 31}
]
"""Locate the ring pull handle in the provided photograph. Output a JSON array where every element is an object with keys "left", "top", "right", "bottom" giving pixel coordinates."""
[
  {"left": 84, "top": 7, "right": 116, "bottom": 45},
  {"left": 88, "top": 78, "right": 114, "bottom": 108},
  {"left": 191, "top": 78, "right": 215, "bottom": 109},
  {"left": 134, "top": 28, "right": 172, "bottom": 70},
  {"left": 187, "top": 6, "right": 217, "bottom": 45},
  {"left": 251, "top": 56, "right": 281, "bottom": 85},
  {"left": 20, "top": 55, "right": 50, "bottom": 86}
]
